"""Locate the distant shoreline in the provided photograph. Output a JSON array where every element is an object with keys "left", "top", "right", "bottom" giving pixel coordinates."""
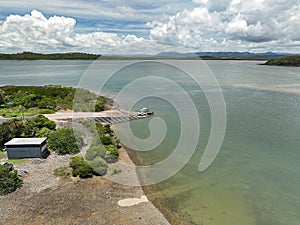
[
  {"left": 0, "top": 51, "right": 293, "bottom": 61},
  {"left": 263, "top": 56, "right": 300, "bottom": 67}
]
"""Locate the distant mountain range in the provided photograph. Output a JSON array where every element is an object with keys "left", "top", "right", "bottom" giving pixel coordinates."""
[{"left": 155, "top": 51, "right": 295, "bottom": 59}]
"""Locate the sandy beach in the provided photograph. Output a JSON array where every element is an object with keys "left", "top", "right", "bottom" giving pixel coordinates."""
[{"left": 0, "top": 114, "right": 170, "bottom": 225}]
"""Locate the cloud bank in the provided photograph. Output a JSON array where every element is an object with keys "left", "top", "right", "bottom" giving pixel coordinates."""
[
  {"left": 0, "top": 0, "right": 299, "bottom": 54},
  {"left": 0, "top": 10, "right": 149, "bottom": 54},
  {"left": 148, "top": 0, "right": 300, "bottom": 52}
]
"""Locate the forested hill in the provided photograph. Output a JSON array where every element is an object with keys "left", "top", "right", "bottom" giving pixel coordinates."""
[
  {"left": 264, "top": 56, "right": 300, "bottom": 67},
  {"left": 0, "top": 52, "right": 100, "bottom": 60}
]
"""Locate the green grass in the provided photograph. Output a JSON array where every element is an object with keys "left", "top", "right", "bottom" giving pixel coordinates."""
[
  {"left": 0, "top": 107, "right": 39, "bottom": 118},
  {"left": 5, "top": 159, "right": 29, "bottom": 165},
  {"left": 54, "top": 166, "right": 72, "bottom": 178}
]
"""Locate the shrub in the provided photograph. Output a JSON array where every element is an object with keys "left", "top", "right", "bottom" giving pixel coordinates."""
[
  {"left": 31, "top": 115, "right": 56, "bottom": 130},
  {"left": 48, "top": 128, "right": 83, "bottom": 154},
  {"left": 112, "top": 168, "right": 122, "bottom": 175},
  {"left": 87, "top": 157, "right": 108, "bottom": 176},
  {"left": 100, "top": 136, "right": 112, "bottom": 145},
  {"left": 85, "top": 145, "right": 107, "bottom": 161},
  {"left": 76, "top": 163, "right": 94, "bottom": 178},
  {"left": 35, "top": 127, "right": 53, "bottom": 138},
  {"left": 70, "top": 156, "right": 93, "bottom": 178},
  {"left": 105, "top": 145, "right": 119, "bottom": 161},
  {"left": 104, "top": 124, "right": 113, "bottom": 134},
  {"left": 39, "top": 109, "right": 55, "bottom": 114},
  {"left": 0, "top": 165, "right": 23, "bottom": 195},
  {"left": 95, "top": 97, "right": 105, "bottom": 112}
]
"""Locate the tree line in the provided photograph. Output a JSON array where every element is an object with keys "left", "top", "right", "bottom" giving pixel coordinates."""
[
  {"left": 0, "top": 52, "right": 100, "bottom": 60},
  {"left": 0, "top": 85, "right": 111, "bottom": 116}
]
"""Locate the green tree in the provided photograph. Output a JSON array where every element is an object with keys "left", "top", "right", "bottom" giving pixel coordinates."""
[
  {"left": 31, "top": 115, "right": 56, "bottom": 130},
  {"left": 0, "top": 120, "right": 22, "bottom": 148},
  {"left": 21, "top": 115, "right": 55, "bottom": 137},
  {"left": 37, "top": 97, "right": 57, "bottom": 109},
  {"left": 48, "top": 128, "right": 83, "bottom": 154},
  {"left": 0, "top": 165, "right": 23, "bottom": 195}
]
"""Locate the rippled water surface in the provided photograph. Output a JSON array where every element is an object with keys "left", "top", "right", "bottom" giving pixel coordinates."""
[{"left": 1, "top": 60, "right": 299, "bottom": 225}]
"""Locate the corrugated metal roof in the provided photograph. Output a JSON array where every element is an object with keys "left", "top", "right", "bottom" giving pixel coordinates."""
[{"left": 5, "top": 138, "right": 47, "bottom": 146}]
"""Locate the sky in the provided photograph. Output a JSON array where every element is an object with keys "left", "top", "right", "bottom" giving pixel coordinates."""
[{"left": 0, "top": 0, "right": 300, "bottom": 55}]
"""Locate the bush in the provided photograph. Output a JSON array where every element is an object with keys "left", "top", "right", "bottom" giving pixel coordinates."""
[
  {"left": 85, "top": 145, "right": 107, "bottom": 161},
  {"left": 39, "top": 109, "right": 55, "bottom": 114},
  {"left": 104, "top": 124, "right": 113, "bottom": 134},
  {"left": 87, "top": 157, "right": 108, "bottom": 176},
  {"left": 70, "top": 156, "right": 93, "bottom": 178},
  {"left": 105, "top": 145, "right": 119, "bottom": 161},
  {"left": 31, "top": 115, "right": 56, "bottom": 130},
  {"left": 35, "top": 127, "right": 53, "bottom": 138},
  {"left": 48, "top": 128, "right": 83, "bottom": 154},
  {"left": 100, "top": 136, "right": 112, "bottom": 145},
  {"left": 0, "top": 165, "right": 23, "bottom": 195},
  {"left": 95, "top": 97, "right": 105, "bottom": 112}
]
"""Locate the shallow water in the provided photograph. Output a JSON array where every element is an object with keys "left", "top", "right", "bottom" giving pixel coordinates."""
[{"left": 0, "top": 60, "right": 300, "bottom": 225}]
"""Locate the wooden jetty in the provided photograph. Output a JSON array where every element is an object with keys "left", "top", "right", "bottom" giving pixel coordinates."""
[
  {"left": 86, "top": 115, "right": 143, "bottom": 124},
  {"left": 45, "top": 110, "right": 148, "bottom": 125}
]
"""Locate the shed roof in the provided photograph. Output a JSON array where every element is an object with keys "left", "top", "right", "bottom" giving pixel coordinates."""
[{"left": 5, "top": 138, "right": 47, "bottom": 146}]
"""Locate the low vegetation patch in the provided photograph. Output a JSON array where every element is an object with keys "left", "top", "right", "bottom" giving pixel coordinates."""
[
  {"left": 85, "top": 123, "right": 119, "bottom": 166},
  {"left": 0, "top": 165, "right": 23, "bottom": 195},
  {"left": 0, "top": 85, "right": 112, "bottom": 118},
  {"left": 70, "top": 156, "right": 94, "bottom": 179},
  {"left": 54, "top": 166, "right": 72, "bottom": 178}
]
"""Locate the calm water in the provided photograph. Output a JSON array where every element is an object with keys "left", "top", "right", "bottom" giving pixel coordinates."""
[{"left": 1, "top": 60, "right": 300, "bottom": 225}]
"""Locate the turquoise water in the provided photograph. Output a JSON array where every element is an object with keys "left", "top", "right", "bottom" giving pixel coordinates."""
[{"left": 0, "top": 60, "right": 299, "bottom": 225}]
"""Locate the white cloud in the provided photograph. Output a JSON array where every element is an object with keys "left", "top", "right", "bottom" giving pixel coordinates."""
[
  {"left": 193, "top": 0, "right": 208, "bottom": 4},
  {"left": 0, "top": 0, "right": 300, "bottom": 54},
  {"left": 147, "top": 0, "right": 300, "bottom": 52},
  {"left": 147, "top": 7, "right": 222, "bottom": 49},
  {"left": 0, "top": 10, "right": 141, "bottom": 53},
  {"left": 0, "top": 0, "right": 192, "bottom": 22},
  {"left": 0, "top": 10, "right": 194, "bottom": 54}
]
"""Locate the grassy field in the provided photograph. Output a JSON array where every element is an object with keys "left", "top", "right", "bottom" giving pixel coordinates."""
[
  {"left": 5, "top": 158, "right": 30, "bottom": 165},
  {"left": 0, "top": 107, "right": 40, "bottom": 118}
]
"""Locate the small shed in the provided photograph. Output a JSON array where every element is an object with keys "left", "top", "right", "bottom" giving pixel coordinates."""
[{"left": 4, "top": 138, "right": 48, "bottom": 159}]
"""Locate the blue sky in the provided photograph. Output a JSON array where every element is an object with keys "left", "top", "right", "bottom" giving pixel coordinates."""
[{"left": 0, "top": 0, "right": 300, "bottom": 55}]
